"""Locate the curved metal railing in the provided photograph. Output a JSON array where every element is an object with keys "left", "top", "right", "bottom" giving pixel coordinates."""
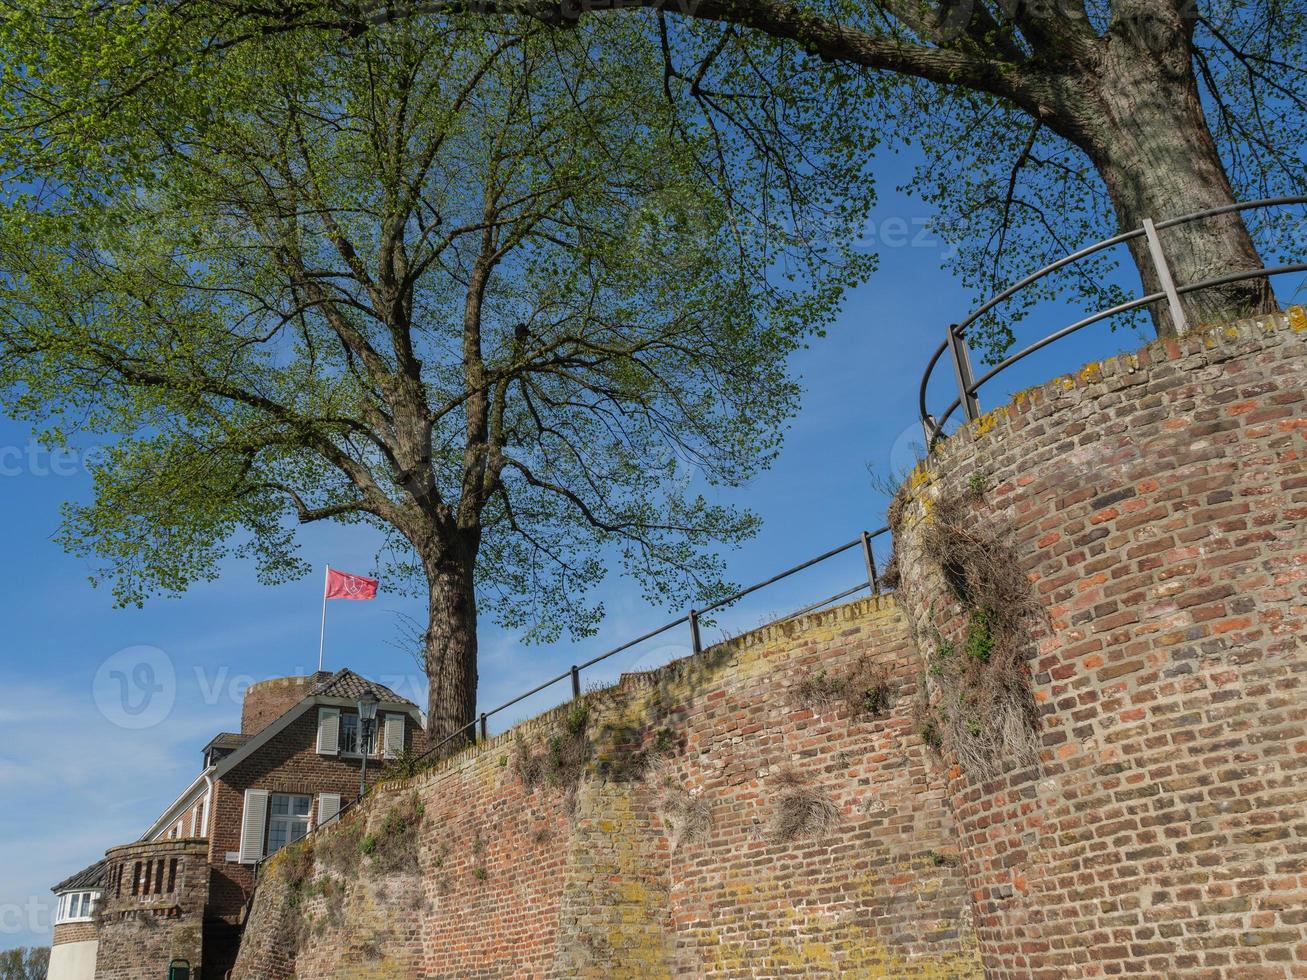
[{"left": 919, "top": 196, "right": 1307, "bottom": 443}]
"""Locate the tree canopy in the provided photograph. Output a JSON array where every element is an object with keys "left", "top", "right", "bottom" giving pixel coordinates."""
[
  {"left": 0, "top": 14, "right": 878, "bottom": 738},
  {"left": 7, "top": 0, "right": 1300, "bottom": 351}
]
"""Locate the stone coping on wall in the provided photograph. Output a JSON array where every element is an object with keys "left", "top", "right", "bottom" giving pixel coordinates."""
[
  {"left": 929, "top": 306, "right": 1305, "bottom": 474},
  {"left": 104, "top": 838, "right": 209, "bottom": 861}
]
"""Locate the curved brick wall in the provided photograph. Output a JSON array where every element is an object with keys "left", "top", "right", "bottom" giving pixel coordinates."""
[
  {"left": 94, "top": 840, "right": 209, "bottom": 980},
  {"left": 240, "top": 674, "right": 321, "bottom": 734},
  {"left": 233, "top": 312, "right": 1303, "bottom": 979},
  {"left": 893, "top": 312, "right": 1306, "bottom": 977}
]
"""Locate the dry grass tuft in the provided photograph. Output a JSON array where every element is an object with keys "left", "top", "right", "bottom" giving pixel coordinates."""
[
  {"left": 913, "top": 488, "right": 1042, "bottom": 778},
  {"left": 792, "top": 657, "right": 898, "bottom": 720},
  {"left": 647, "top": 759, "right": 712, "bottom": 851},
  {"left": 512, "top": 734, "right": 544, "bottom": 787},
  {"left": 879, "top": 549, "right": 901, "bottom": 590},
  {"left": 792, "top": 670, "right": 844, "bottom": 709},
  {"left": 513, "top": 705, "right": 592, "bottom": 818},
  {"left": 768, "top": 770, "right": 840, "bottom": 844},
  {"left": 843, "top": 658, "right": 898, "bottom": 717}
]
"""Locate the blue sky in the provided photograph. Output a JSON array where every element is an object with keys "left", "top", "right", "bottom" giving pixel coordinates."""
[{"left": 2, "top": 148, "right": 1297, "bottom": 950}]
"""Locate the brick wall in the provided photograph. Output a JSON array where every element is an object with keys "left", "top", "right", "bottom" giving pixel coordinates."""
[
  {"left": 233, "top": 312, "right": 1305, "bottom": 979},
  {"left": 93, "top": 840, "right": 208, "bottom": 980},
  {"left": 891, "top": 311, "right": 1306, "bottom": 977},
  {"left": 52, "top": 920, "right": 97, "bottom": 945},
  {"left": 234, "top": 595, "right": 982, "bottom": 979},
  {"left": 240, "top": 674, "right": 322, "bottom": 734}
]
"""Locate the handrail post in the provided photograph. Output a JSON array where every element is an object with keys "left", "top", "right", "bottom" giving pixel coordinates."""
[
  {"left": 478, "top": 713, "right": 488, "bottom": 742},
  {"left": 570, "top": 665, "right": 581, "bottom": 699},
  {"left": 688, "top": 609, "right": 702, "bottom": 654},
  {"left": 945, "top": 324, "right": 981, "bottom": 423},
  {"left": 1141, "top": 217, "right": 1189, "bottom": 336},
  {"left": 860, "top": 530, "right": 879, "bottom": 594}
]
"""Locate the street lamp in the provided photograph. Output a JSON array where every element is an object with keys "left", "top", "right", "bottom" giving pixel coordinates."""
[{"left": 357, "top": 689, "right": 379, "bottom": 799}]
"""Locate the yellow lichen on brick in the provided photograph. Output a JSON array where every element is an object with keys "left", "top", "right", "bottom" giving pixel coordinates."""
[
  {"left": 908, "top": 461, "right": 933, "bottom": 493},
  {"left": 969, "top": 406, "right": 1005, "bottom": 438},
  {"left": 1289, "top": 305, "right": 1307, "bottom": 331}
]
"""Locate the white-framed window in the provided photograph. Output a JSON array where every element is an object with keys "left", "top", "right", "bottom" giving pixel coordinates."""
[
  {"left": 266, "top": 793, "right": 311, "bottom": 856},
  {"left": 55, "top": 890, "right": 98, "bottom": 924},
  {"left": 338, "top": 714, "right": 375, "bottom": 756}
]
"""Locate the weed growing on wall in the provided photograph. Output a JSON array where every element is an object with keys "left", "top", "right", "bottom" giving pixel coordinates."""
[
  {"left": 363, "top": 794, "right": 425, "bottom": 873},
  {"left": 793, "top": 656, "right": 898, "bottom": 719},
  {"left": 646, "top": 758, "right": 712, "bottom": 852},
  {"left": 908, "top": 480, "right": 1041, "bottom": 778},
  {"left": 513, "top": 703, "right": 593, "bottom": 811},
  {"left": 258, "top": 839, "right": 319, "bottom": 955},
  {"left": 272, "top": 840, "right": 317, "bottom": 938},
  {"left": 316, "top": 816, "right": 364, "bottom": 877},
  {"left": 767, "top": 770, "right": 840, "bottom": 844},
  {"left": 378, "top": 746, "right": 425, "bottom": 781}
]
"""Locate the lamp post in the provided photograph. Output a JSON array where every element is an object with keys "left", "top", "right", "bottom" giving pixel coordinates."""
[{"left": 357, "top": 689, "right": 379, "bottom": 799}]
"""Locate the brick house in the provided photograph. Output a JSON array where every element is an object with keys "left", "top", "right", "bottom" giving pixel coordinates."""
[{"left": 47, "top": 668, "right": 425, "bottom": 980}]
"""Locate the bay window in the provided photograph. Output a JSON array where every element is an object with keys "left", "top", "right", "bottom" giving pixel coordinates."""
[{"left": 55, "top": 890, "right": 98, "bottom": 924}]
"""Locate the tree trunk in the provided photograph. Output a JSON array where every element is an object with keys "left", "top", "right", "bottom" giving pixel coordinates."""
[
  {"left": 1080, "top": 20, "right": 1277, "bottom": 335},
  {"left": 422, "top": 549, "right": 479, "bottom": 751}
]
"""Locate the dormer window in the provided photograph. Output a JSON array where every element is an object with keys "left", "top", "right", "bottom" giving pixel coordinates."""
[
  {"left": 55, "top": 890, "right": 98, "bottom": 924},
  {"left": 317, "top": 704, "right": 408, "bottom": 758},
  {"left": 338, "top": 713, "right": 374, "bottom": 756}
]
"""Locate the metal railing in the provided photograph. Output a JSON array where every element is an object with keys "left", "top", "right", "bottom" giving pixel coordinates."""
[
  {"left": 919, "top": 196, "right": 1307, "bottom": 443},
  {"left": 249, "top": 524, "right": 890, "bottom": 882},
  {"left": 413, "top": 526, "right": 889, "bottom": 764}
]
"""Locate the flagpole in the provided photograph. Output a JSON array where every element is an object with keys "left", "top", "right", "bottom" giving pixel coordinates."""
[{"left": 318, "top": 564, "right": 329, "bottom": 672}]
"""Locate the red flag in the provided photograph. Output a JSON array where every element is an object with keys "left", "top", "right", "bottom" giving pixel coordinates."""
[{"left": 324, "top": 568, "right": 378, "bottom": 600}]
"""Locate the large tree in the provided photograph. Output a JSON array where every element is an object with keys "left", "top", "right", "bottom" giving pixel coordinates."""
[
  {"left": 636, "top": 0, "right": 1305, "bottom": 340},
  {"left": 5, "top": 0, "right": 1300, "bottom": 346},
  {"left": 0, "top": 19, "right": 875, "bottom": 743}
]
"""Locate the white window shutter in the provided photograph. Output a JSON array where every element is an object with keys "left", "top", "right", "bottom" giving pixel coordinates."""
[
  {"left": 316, "top": 707, "right": 340, "bottom": 755},
  {"left": 317, "top": 792, "right": 342, "bottom": 828},
  {"left": 238, "top": 789, "right": 269, "bottom": 863},
  {"left": 383, "top": 713, "right": 405, "bottom": 759}
]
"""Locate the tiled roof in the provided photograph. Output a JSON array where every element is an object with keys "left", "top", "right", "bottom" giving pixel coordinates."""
[
  {"left": 52, "top": 858, "right": 106, "bottom": 894},
  {"left": 203, "top": 731, "right": 250, "bottom": 753},
  {"left": 313, "top": 668, "right": 415, "bottom": 707}
]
